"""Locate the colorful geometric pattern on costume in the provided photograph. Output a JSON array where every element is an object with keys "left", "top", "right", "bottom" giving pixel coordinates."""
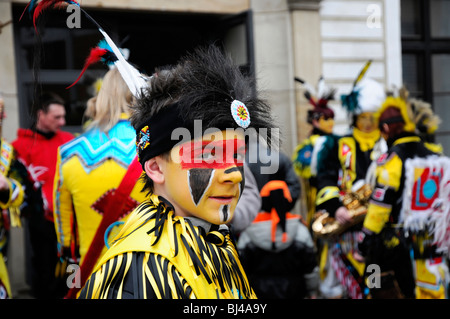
[
  {"left": 231, "top": 100, "right": 250, "bottom": 129},
  {"left": 330, "top": 234, "right": 366, "bottom": 299},
  {"left": 0, "top": 142, "right": 12, "bottom": 174},
  {"left": 54, "top": 118, "right": 147, "bottom": 262},
  {"left": 79, "top": 196, "right": 256, "bottom": 299},
  {"left": 401, "top": 155, "right": 450, "bottom": 255},
  {"left": 413, "top": 257, "right": 449, "bottom": 299},
  {"left": 59, "top": 119, "right": 136, "bottom": 173},
  {"left": 136, "top": 125, "right": 150, "bottom": 156},
  {"left": 91, "top": 188, "right": 139, "bottom": 217}
]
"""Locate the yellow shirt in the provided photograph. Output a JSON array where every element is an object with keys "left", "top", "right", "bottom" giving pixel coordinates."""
[{"left": 80, "top": 195, "right": 257, "bottom": 299}]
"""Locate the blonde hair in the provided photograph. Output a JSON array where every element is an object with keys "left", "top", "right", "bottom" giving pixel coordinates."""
[{"left": 84, "top": 67, "right": 133, "bottom": 132}]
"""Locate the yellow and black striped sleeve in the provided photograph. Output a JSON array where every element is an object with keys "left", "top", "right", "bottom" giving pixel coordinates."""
[
  {"left": 79, "top": 251, "right": 195, "bottom": 299},
  {"left": 315, "top": 135, "right": 342, "bottom": 216},
  {"left": 363, "top": 153, "right": 403, "bottom": 234}
]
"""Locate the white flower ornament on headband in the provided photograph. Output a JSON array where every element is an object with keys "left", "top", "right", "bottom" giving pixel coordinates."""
[{"left": 231, "top": 100, "right": 250, "bottom": 129}]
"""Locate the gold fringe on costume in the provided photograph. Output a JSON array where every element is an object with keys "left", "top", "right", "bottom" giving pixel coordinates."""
[{"left": 80, "top": 195, "right": 256, "bottom": 299}]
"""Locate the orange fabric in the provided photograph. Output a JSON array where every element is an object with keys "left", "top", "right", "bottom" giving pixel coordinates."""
[
  {"left": 260, "top": 180, "right": 293, "bottom": 202},
  {"left": 254, "top": 180, "right": 298, "bottom": 244}
]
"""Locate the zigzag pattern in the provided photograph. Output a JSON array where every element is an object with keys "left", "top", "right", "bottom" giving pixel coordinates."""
[{"left": 60, "top": 121, "right": 137, "bottom": 173}]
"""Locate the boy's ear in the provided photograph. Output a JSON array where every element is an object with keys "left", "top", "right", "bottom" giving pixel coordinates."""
[
  {"left": 144, "top": 157, "right": 165, "bottom": 185},
  {"left": 381, "top": 123, "right": 390, "bottom": 134}
]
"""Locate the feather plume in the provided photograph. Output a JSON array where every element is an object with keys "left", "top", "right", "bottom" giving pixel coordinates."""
[
  {"left": 19, "top": 0, "right": 38, "bottom": 21},
  {"left": 23, "top": 0, "right": 148, "bottom": 97},
  {"left": 295, "top": 76, "right": 335, "bottom": 108},
  {"left": 28, "top": 0, "right": 79, "bottom": 33},
  {"left": 410, "top": 98, "right": 441, "bottom": 134},
  {"left": 316, "top": 76, "right": 336, "bottom": 108},
  {"left": 97, "top": 28, "right": 148, "bottom": 97},
  {"left": 294, "top": 77, "right": 317, "bottom": 107},
  {"left": 66, "top": 46, "right": 111, "bottom": 89},
  {"left": 353, "top": 60, "right": 372, "bottom": 88},
  {"left": 341, "top": 60, "right": 373, "bottom": 114}
]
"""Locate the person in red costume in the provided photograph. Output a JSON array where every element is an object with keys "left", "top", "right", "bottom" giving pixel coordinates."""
[{"left": 12, "top": 92, "right": 74, "bottom": 298}]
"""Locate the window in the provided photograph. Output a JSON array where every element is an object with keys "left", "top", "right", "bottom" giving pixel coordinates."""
[{"left": 401, "top": 0, "right": 450, "bottom": 155}]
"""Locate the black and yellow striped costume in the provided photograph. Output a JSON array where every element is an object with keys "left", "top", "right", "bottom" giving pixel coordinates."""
[
  {"left": 360, "top": 134, "right": 446, "bottom": 298},
  {"left": 79, "top": 195, "right": 256, "bottom": 299}
]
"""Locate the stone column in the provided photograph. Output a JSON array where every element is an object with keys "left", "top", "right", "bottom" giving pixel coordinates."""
[
  {"left": 288, "top": 0, "right": 323, "bottom": 144},
  {"left": 0, "top": 1, "right": 20, "bottom": 142},
  {"left": 250, "top": 0, "right": 297, "bottom": 155}
]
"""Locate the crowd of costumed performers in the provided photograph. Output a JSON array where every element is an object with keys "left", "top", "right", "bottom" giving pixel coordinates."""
[{"left": 0, "top": 0, "right": 448, "bottom": 300}]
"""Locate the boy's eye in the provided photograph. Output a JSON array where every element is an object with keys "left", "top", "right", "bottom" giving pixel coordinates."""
[
  {"left": 202, "top": 151, "right": 215, "bottom": 160},
  {"left": 234, "top": 152, "right": 245, "bottom": 162},
  {"left": 202, "top": 148, "right": 216, "bottom": 160}
]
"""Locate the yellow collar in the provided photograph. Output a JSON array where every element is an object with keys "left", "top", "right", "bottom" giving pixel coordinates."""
[{"left": 353, "top": 128, "right": 380, "bottom": 152}]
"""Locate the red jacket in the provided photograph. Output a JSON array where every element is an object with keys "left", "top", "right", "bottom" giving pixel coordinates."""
[{"left": 12, "top": 128, "right": 74, "bottom": 222}]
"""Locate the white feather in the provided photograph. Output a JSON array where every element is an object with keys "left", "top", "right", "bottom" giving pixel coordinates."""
[{"left": 99, "top": 29, "right": 148, "bottom": 97}]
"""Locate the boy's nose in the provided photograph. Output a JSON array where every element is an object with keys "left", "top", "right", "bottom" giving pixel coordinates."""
[{"left": 218, "top": 166, "right": 243, "bottom": 184}]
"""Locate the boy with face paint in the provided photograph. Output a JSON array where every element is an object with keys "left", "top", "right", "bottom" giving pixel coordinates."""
[
  {"left": 161, "top": 130, "right": 246, "bottom": 225},
  {"left": 79, "top": 46, "right": 275, "bottom": 299}
]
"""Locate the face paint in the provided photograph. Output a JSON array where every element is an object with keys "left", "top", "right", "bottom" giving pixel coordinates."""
[
  {"left": 316, "top": 115, "right": 335, "bottom": 134},
  {"left": 219, "top": 205, "right": 230, "bottom": 223},
  {"left": 179, "top": 138, "right": 246, "bottom": 170},
  {"left": 188, "top": 169, "right": 215, "bottom": 205},
  {"left": 163, "top": 130, "right": 245, "bottom": 225},
  {"left": 225, "top": 166, "right": 245, "bottom": 200},
  {"left": 356, "top": 112, "right": 377, "bottom": 133}
]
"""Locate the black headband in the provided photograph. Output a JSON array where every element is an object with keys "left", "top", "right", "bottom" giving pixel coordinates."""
[
  {"left": 135, "top": 100, "right": 251, "bottom": 169},
  {"left": 378, "top": 116, "right": 405, "bottom": 129},
  {"left": 136, "top": 103, "right": 193, "bottom": 168}
]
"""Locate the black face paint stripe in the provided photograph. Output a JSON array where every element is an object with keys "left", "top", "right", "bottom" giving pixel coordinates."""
[
  {"left": 224, "top": 166, "right": 245, "bottom": 191},
  {"left": 188, "top": 169, "right": 214, "bottom": 205},
  {"left": 221, "top": 205, "right": 229, "bottom": 222},
  {"left": 224, "top": 167, "right": 240, "bottom": 174}
]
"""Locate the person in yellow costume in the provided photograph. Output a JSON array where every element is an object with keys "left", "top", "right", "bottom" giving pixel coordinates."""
[
  {"left": 292, "top": 76, "right": 336, "bottom": 226},
  {"left": 313, "top": 70, "right": 387, "bottom": 298},
  {"left": 0, "top": 95, "right": 26, "bottom": 299},
  {"left": 53, "top": 67, "right": 148, "bottom": 298},
  {"left": 356, "top": 96, "right": 449, "bottom": 299},
  {"left": 78, "top": 45, "right": 275, "bottom": 299}
]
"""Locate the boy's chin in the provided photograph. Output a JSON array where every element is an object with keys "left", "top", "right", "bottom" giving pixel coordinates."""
[{"left": 192, "top": 211, "right": 234, "bottom": 226}]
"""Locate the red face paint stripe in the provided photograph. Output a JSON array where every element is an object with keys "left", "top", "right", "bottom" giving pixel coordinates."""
[{"left": 179, "top": 139, "right": 246, "bottom": 170}]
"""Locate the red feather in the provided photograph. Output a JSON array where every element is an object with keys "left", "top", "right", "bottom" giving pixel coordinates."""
[
  {"left": 19, "top": 2, "right": 31, "bottom": 22},
  {"left": 66, "top": 48, "right": 108, "bottom": 89},
  {"left": 33, "top": 0, "right": 56, "bottom": 32}
]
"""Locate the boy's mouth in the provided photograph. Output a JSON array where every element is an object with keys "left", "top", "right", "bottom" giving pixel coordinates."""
[{"left": 209, "top": 195, "right": 234, "bottom": 204}]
